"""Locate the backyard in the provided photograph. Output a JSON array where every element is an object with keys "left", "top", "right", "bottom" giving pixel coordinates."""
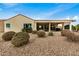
[{"left": 0, "top": 32, "right": 79, "bottom": 56}]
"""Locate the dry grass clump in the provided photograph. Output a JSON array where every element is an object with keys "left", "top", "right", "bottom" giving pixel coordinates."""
[
  {"left": 11, "top": 32, "right": 30, "bottom": 47},
  {"left": 61, "top": 30, "right": 70, "bottom": 36},
  {"left": 37, "top": 30, "right": 46, "bottom": 37},
  {"left": 61, "top": 30, "right": 79, "bottom": 42},
  {"left": 66, "top": 32, "right": 76, "bottom": 41},
  {"left": 73, "top": 35, "right": 79, "bottom": 42},
  {"left": 32, "top": 30, "right": 37, "bottom": 34},
  {"left": 2, "top": 31, "right": 16, "bottom": 41},
  {"left": 48, "top": 31, "right": 53, "bottom": 36}
]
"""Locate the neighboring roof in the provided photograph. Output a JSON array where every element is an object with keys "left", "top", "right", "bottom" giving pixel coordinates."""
[
  {"left": 0, "top": 14, "right": 75, "bottom": 22},
  {"left": 0, "top": 20, "right": 5, "bottom": 21}
]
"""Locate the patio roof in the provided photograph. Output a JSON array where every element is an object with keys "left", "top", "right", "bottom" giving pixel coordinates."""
[{"left": 35, "top": 20, "right": 75, "bottom": 23}]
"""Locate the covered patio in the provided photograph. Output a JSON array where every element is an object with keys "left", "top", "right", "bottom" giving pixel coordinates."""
[{"left": 34, "top": 20, "right": 74, "bottom": 31}]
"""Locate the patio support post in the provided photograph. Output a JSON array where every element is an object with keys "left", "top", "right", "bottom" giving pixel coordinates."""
[
  {"left": 34, "top": 22, "right": 37, "bottom": 30},
  {"left": 62, "top": 23, "right": 64, "bottom": 30},
  {"left": 69, "top": 23, "right": 72, "bottom": 31},
  {"left": 49, "top": 23, "right": 51, "bottom": 32}
]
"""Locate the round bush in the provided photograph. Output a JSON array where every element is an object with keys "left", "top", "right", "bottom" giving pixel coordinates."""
[
  {"left": 37, "top": 30, "right": 46, "bottom": 37},
  {"left": 61, "top": 30, "right": 65, "bottom": 36},
  {"left": 66, "top": 32, "right": 76, "bottom": 41},
  {"left": 32, "top": 30, "right": 37, "bottom": 34},
  {"left": 75, "top": 35, "right": 79, "bottom": 42},
  {"left": 48, "top": 31, "right": 53, "bottom": 36},
  {"left": 11, "top": 32, "right": 30, "bottom": 47},
  {"left": 2, "top": 31, "right": 16, "bottom": 41},
  {"left": 22, "top": 28, "right": 32, "bottom": 33},
  {"left": 67, "top": 32, "right": 79, "bottom": 42},
  {"left": 61, "top": 30, "right": 70, "bottom": 36},
  {"left": 61, "top": 30, "right": 78, "bottom": 42}
]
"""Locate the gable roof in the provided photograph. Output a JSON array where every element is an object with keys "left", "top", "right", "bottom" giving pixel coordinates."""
[
  {"left": 4, "top": 14, "right": 34, "bottom": 21},
  {"left": 0, "top": 14, "right": 75, "bottom": 22}
]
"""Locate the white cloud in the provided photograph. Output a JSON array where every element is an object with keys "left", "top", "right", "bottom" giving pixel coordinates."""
[
  {"left": 65, "top": 16, "right": 71, "bottom": 20},
  {"left": 65, "top": 16, "right": 79, "bottom": 20},
  {"left": 32, "top": 16, "right": 42, "bottom": 19},
  {"left": 72, "top": 16, "right": 79, "bottom": 20},
  {"left": 72, "top": 16, "right": 79, "bottom": 25},
  {"left": 2, "top": 3, "right": 18, "bottom": 7},
  {"left": 66, "top": 16, "right": 79, "bottom": 25}
]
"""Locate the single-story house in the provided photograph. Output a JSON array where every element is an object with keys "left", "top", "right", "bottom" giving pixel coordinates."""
[{"left": 0, "top": 14, "right": 75, "bottom": 32}]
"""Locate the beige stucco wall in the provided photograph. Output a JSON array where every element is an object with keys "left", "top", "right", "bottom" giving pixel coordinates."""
[
  {"left": 4, "top": 15, "right": 35, "bottom": 32},
  {"left": 0, "top": 20, "right": 4, "bottom": 32}
]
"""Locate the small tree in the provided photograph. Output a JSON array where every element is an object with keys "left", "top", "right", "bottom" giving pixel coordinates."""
[
  {"left": 76, "top": 24, "right": 79, "bottom": 31},
  {"left": 72, "top": 25, "right": 76, "bottom": 31}
]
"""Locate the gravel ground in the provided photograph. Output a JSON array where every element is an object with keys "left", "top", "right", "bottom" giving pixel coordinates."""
[{"left": 0, "top": 32, "right": 79, "bottom": 56}]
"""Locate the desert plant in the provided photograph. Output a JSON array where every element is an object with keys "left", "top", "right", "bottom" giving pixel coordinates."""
[
  {"left": 22, "top": 28, "right": 27, "bottom": 32},
  {"left": 2, "top": 31, "right": 16, "bottom": 41},
  {"left": 61, "top": 30, "right": 70, "bottom": 36},
  {"left": 22, "top": 28, "right": 32, "bottom": 33},
  {"left": 48, "top": 31, "right": 53, "bottom": 36},
  {"left": 61, "top": 30, "right": 64, "bottom": 36},
  {"left": 67, "top": 31, "right": 79, "bottom": 42},
  {"left": 66, "top": 32, "right": 75, "bottom": 41},
  {"left": 32, "top": 30, "right": 37, "bottom": 34},
  {"left": 72, "top": 25, "right": 76, "bottom": 31},
  {"left": 11, "top": 32, "right": 30, "bottom": 47},
  {"left": 61, "top": 30, "right": 79, "bottom": 42},
  {"left": 76, "top": 24, "right": 79, "bottom": 31},
  {"left": 75, "top": 35, "right": 79, "bottom": 42},
  {"left": 37, "top": 30, "right": 46, "bottom": 37}
]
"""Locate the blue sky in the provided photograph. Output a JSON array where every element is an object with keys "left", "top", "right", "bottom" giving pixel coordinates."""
[{"left": 0, "top": 3, "right": 79, "bottom": 25}]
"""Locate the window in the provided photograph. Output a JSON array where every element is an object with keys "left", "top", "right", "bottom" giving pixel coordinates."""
[
  {"left": 6, "top": 23, "right": 10, "bottom": 28},
  {"left": 23, "top": 23, "right": 32, "bottom": 29},
  {"left": 64, "top": 25, "right": 69, "bottom": 29}
]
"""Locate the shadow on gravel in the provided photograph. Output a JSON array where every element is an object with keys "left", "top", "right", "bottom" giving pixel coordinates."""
[
  {"left": 29, "top": 39, "right": 36, "bottom": 44},
  {"left": 64, "top": 38, "right": 79, "bottom": 44}
]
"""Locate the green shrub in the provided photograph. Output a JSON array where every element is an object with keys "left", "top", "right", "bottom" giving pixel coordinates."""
[
  {"left": 37, "top": 30, "right": 46, "bottom": 37},
  {"left": 2, "top": 31, "right": 16, "bottom": 41},
  {"left": 76, "top": 24, "right": 79, "bottom": 31},
  {"left": 22, "top": 28, "right": 26, "bottom": 32},
  {"left": 48, "top": 31, "right": 53, "bottom": 36},
  {"left": 11, "top": 32, "right": 30, "bottom": 47},
  {"left": 72, "top": 25, "right": 76, "bottom": 31},
  {"left": 22, "top": 28, "right": 32, "bottom": 33},
  {"left": 32, "top": 30, "right": 37, "bottom": 34}
]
